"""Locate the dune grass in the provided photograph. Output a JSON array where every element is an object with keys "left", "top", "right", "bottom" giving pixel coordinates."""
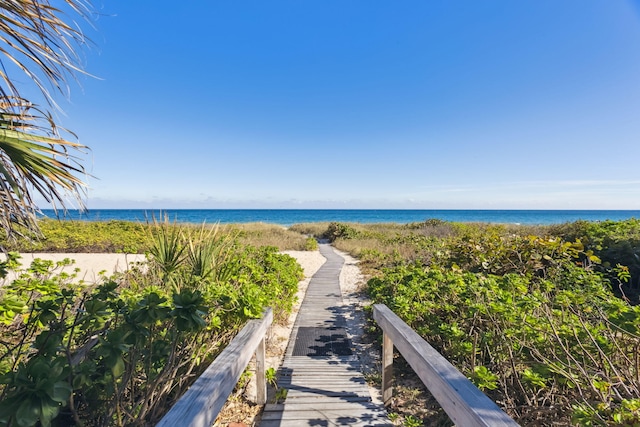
[{"left": 224, "top": 222, "right": 315, "bottom": 251}]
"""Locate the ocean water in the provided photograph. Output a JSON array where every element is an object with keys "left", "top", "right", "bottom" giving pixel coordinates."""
[{"left": 38, "top": 209, "right": 640, "bottom": 226}]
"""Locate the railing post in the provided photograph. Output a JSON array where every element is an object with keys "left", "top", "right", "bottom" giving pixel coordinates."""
[
  {"left": 381, "top": 330, "right": 393, "bottom": 404},
  {"left": 255, "top": 335, "right": 267, "bottom": 405}
]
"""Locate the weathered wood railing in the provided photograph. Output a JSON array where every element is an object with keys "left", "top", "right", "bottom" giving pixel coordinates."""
[
  {"left": 156, "top": 308, "right": 273, "bottom": 427},
  {"left": 372, "top": 304, "right": 520, "bottom": 427}
]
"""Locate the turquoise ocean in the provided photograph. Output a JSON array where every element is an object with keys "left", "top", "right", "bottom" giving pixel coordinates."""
[{"left": 39, "top": 209, "right": 640, "bottom": 226}]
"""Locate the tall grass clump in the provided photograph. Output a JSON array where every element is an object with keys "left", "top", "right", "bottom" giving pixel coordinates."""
[{"left": 184, "top": 224, "right": 233, "bottom": 282}]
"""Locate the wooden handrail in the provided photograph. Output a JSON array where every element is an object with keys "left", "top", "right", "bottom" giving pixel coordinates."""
[
  {"left": 372, "top": 304, "right": 519, "bottom": 427},
  {"left": 156, "top": 308, "right": 273, "bottom": 427}
]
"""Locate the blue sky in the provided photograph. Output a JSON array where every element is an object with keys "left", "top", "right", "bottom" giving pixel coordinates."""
[{"left": 37, "top": 1, "right": 640, "bottom": 209}]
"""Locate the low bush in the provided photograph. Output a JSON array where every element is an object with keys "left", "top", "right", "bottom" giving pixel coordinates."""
[{"left": 549, "top": 219, "right": 640, "bottom": 297}]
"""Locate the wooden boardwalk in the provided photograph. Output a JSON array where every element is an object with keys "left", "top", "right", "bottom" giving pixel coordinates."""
[{"left": 260, "top": 244, "right": 392, "bottom": 427}]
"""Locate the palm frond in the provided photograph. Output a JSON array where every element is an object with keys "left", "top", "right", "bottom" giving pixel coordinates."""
[
  {"left": 0, "top": 0, "right": 94, "bottom": 104},
  {"left": 0, "top": 96, "right": 87, "bottom": 238},
  {"left": 0, "top": 1, "right": 95, "bottom": 238}
]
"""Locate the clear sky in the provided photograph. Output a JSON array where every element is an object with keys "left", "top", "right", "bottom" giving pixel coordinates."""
[{"left": 36, "top": 1, "right": 640, "bottom": 209}]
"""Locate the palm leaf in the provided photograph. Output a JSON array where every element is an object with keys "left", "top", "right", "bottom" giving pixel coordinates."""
[
  {"left": 0, "top": 0, "right": 94, "bottom": 104},
  {"left": 0, "top": 1, "right": 94, "bottom": 238},
  {"left": 0, "top": 97, "right": 87, "bottom": 238}
]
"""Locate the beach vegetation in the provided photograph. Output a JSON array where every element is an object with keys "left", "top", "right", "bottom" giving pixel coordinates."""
[
  {"left": 288, "top": 222, "right": 331, "bottom": 238},
  {"left": 0, "top": 224, "right": 303, "bottom": 426},
  {"left": 0, "top": 219, "right": 315, "bottom": 253},
  {"left": 0, "top": 219, "right": 149, "bottom": 253},
  {"left": 547, "top": 218, "right": 640, "bottom": 299},
  {"left": 304, "top": 236, "right": 318, "bottom": 251},
  {"left": 5, "top": 216, "right": 640, "bottom": 425},
  {"left": 227, "top": 222, "right": 314, "bottom": 250}
]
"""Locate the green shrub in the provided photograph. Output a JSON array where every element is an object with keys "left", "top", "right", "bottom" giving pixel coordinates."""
[
  {"left": 304, "top": 237, "right": 318, "bottom": 251},
  {"left": 548, "top": 219, "right": 640, "bottom": 299},
  {"left": 324, "top": 222, "right": 361, "bottom": 241}
]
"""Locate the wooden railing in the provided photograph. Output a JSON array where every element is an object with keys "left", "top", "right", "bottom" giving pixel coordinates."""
[
  {"left": 372, "top": 304, "right": 520, "bottom": 427},
  {"left": 156, "top": 308, "right": 273, "bottom": 427}
]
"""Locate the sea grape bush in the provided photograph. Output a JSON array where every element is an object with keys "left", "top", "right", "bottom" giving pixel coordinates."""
[
  {"left": 0, "top": 226, "right": 303, "bottom": 426},
  {"left": 324, "top": 222, "right": 363, "bottom": 241},
  {"left": 367, "top": 227, "right": 640, "bottom": 426}
]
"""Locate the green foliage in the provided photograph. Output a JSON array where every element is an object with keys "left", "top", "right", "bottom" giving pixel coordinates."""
[
  {"left": 148, "top": 220, "right": 186, "bottom": 277},
  {"left": 230, "top": 222, "right": 313, "bottom": 251},
  {"left": 471, "top": 366, "right": 500, "bottom": 391},
  {"left": 1, "top": 219, "right": 315, "bottom": 254},
  {"left": 406, "top": 218, "right": 449, "bottom": 228},
  {"left": 0, "top": 219, "right": 150, "bottom": 253},
  {"left": 367, "top": 225, "right": 640, "bottom": 425},
  {"left": 304, "top": 237, "right": 318, "bottom": 251},
  {"left": 288, "top": 222, "right": 331, "bottom": 239},
  {"left": 0, "top": 0, "right": 95, "bottom": 239},
  {"left": 549, "top": 218, "right": 640, "bottom": 299},
  {"left": 403, "top": 414, "right": 423, "bottom": 427},
  {"left": 0, "top": 228, "right": 303, "bottom": 426},
  {"left": 572, "top": 399, "right": 640, "bottom": 426},
  {"left": 325, "top": 222, "right": 361, "bottom": 241},
  {"left": 265, "top": 367, "right": 277, "bottom": 387},
  {"left": 275, "top": 387, "right": 287, "bottom": 403},
  {"left": 0, "top": 358, "right": 71, "bottom": 427}
]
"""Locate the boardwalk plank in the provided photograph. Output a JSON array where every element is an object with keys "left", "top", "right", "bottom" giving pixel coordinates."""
[
  {"left": 259, "top": 420, "right": 393, "bottom": 427},
  {"left": 261, "top": 410, "right": 390, "bottom": 421},
  {"left": 285, "top": 390, "right": 371, "bottom": 399},
  {"left": 264, "top": 402, "right": 385, "bottom": 412},
  {"left": 280, "top": 382, "right": 367, "bottom": 389}
]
